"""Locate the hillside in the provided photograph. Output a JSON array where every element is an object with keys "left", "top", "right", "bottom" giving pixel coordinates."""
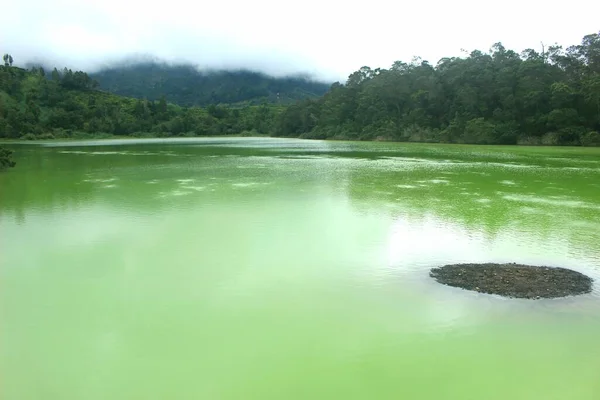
[
  {"left": 90, "top": 62, "right": 331, "bottom": 106},
  {"left": 0, "top": 65, "right": 283, "bottom": 139},
  {"left": 2, "top": 31, "right": 599, "bottom": 147}
]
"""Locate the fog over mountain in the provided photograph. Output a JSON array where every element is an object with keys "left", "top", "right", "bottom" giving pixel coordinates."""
[{"left": 2, "top": 0, "right": 599, "bottom": 80}]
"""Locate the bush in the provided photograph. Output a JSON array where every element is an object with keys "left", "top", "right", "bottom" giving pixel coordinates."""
[
  {"left": 299, "top": 130, "right": 327, "bottom": 140},
  {"left": 52, "top": 128, "right": 69, "bottom": 138},
  {"left": 403, "top": 125, "right": 439, "bottom": 143},
  {"left": 517, "top": 136, "right": 542, "bottom": 145},
  {"left": 581, "top": 131, "right": 600, "bottom": 147},
  {"left": 19, "top": 133, "right": 37, "bottom": 140},
  {"left": 556, "top": 127, "right": 584, "bottom": 145},
  {"left": 541, "top": 131, "right": 560, "bottom": 146},
  {"left": 540, "top": 128, "right": 583, "bottom": 146},
  {"left": 239, "top": 129, "right": 262, "bottom": 137},
  {"left": 462, "top": 118, "right": 496, "bottom": 144}
]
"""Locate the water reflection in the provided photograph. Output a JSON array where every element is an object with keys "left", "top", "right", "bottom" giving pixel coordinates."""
[{"left": 3, "top": 139, "right": 600, "bottom": 400}]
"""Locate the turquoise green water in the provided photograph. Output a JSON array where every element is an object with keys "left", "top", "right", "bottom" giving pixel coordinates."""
[{"left": 1, "top": 138, "right": 600, "bottom": 399}]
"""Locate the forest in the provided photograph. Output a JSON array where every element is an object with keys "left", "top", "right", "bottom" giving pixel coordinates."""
[
  {"left": 0, "top": 31, "right": 599, "bottom": 152},
  {"left": 90, "top": 62, "right": 330, "bottom": 106},
  {"left": 276, "top": 32, "right": 600, "bottom": 145},
  {"left": 0, "top": 64, "right": 284, "bottom": 140}
]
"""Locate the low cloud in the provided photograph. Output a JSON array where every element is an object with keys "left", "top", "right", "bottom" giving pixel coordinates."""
[{"left": 2, "top": 0, "right": 599, "bottom": 81}]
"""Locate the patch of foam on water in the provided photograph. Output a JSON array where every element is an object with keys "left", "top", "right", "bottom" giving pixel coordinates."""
[
  {"left": 429, "top": 179, "right": 450, "bottom": 184},
  {"left": 62, "top": 150, "right": 175, "bottom": 156},
  {"left": 561, "top": 166, "right": 599, "bottom": 172},
  {"left": 569, "top": 220, "right": 600, "bottom": 230},
  {"left": 158, "top": 190, "right": 193, "bottom": 198},
  {"left": 181, "top": 185, "right": 206, "bottom": 191},
  {"left": 232, "top": 182, "right": 260, "bottom": 188},
  {"left": 473, "top": 162, "right": 538, "bottom": 169},
  {"left": 237, "top": 165, "right": 259, "bottom": 168},
  {"left": 396, "top": 184, "right": 418, "bottom": 189},
  {"left": 520, "top": 206, "right": 545, "bottom": 214},
  {"left": 475, "top": 198, "right": 491, "bottom": 203},
  {"left": 63, "top": 151, "right": 124, "bottom": 155},
  {"left": 503, "top": 194, "right": 600, "bottom": 210},
  {"left": 176, "top": 179, "right": 195, "bottom": 184},
  {"left": 499, "top": 180, "right": 516, "bottom": 185},
  {"left": 146, "top": 180, "right": 159, "bottom": 184},
  {"left": 381, "top": 156, "right": 458, "bottom": 164},
  {"left": 83, "top": 177, "right": 118, "bottom": 183},
  {"left": 103, "top": 184, "right": 117, "bottom": 189}
]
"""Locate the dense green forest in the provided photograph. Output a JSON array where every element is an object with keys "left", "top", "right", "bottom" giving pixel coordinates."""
[
  {"left": 1, "top": 31, "right": 599, "bottom": 147},
  {"left": 91, "top": 62, "right": 330, "bottom": 106},
  {"left": 0, "top": 64, "right": 284, "bottom": 139},
  {"left": 276, "top": 32, "right": 600, "bottom": 145}
]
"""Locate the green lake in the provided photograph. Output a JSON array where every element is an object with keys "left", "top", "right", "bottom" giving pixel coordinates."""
[{"left": 1, "top": 138, "right": 600, "bottom": 399}]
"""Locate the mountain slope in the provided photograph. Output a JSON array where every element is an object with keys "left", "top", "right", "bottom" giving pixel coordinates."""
[
  {"left": 0, "top": 65, "right": 284, "bottom": 139},
  {"left": 91, "top": 62, "right": 331, "bottom": 106}
]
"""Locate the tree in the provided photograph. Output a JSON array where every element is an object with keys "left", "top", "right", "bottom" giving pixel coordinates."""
[
  {"left": 1, "top": 32, "right": 599, "bottom": 145},
  {"left": 275, "top": 31, "right": 599, "bottom": 145},
  {"left": 3, "top": 54, "right": 13, "bottom": 67}
]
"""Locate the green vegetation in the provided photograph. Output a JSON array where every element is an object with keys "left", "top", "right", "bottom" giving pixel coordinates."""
[
  {"left": 0, "top": 146, "right": 15, "bottom": 169},
  {"left": 91, "top": 62, "right": 330, "bottom": 106},
  {"left": 1, "top": 31, "right": 599, "bottom": 147},
  {"left": 0, "top": 62, "right": 284, "bottom": 139},
  {"left": 276, "top": 32, "right": 600, "bottom": 145}
]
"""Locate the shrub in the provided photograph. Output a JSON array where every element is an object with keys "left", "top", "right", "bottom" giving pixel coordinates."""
[
  {"left": 581, "top": 131, "right": 600, "bottom": 147},
  {"left": 19, "top": 133, "right": 37, "bottom": 140}
]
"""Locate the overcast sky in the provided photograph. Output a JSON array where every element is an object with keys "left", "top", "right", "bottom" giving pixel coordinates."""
[{"left": 2, "top": 0, "right": 599, "bottom": 81}]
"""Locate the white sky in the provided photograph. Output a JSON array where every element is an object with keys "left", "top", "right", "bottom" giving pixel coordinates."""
[{"left": 1, "top": 0, "right": 599, "bottom": 81}]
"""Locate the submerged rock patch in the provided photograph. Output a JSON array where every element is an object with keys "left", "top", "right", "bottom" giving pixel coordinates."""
[{"left": 430, "top": 263, "right": 593, "bottom": 299}]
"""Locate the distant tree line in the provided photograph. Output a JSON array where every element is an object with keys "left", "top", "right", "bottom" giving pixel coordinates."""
[
  {"left": 275, "top": 32, "right": 600, "bottom": 146},
  {"left": 1, "top": 31, "right": 599, "bottom": 148},
  {"left": 0, "top": 62, "right": 284, "bottom": 140}
]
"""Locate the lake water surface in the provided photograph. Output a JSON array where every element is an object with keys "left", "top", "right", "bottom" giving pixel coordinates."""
[{"left": 1, "top": 138, "right": 600, "bottom": 399}]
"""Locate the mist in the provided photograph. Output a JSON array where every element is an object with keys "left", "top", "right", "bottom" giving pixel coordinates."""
[{"left": 2, "top": 0, "right": 599, "bottom": 81}]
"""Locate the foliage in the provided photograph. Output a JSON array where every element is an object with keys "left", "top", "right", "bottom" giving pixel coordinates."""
[
  {"left": 3, "top": 54, "right": 14, "bottom": 67},
  {"left": 0, "top": 63, "right": 284, "bottom": 139},
  {"left": 2, "top": 31, "right": 599, "bottom": 147},
  {"left": 91, "top": 62, "right": 330, "bottom": 106},
  {"left": 0, "top": 146, "right": 15, "bottom": 169},
  {"left": 274, "top": 32, "right": 600, "bottom": 146}
]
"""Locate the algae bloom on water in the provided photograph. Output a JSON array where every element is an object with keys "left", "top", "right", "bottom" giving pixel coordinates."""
[{"left": 430, "top": 263, "right": 594, "bottom": 299}]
